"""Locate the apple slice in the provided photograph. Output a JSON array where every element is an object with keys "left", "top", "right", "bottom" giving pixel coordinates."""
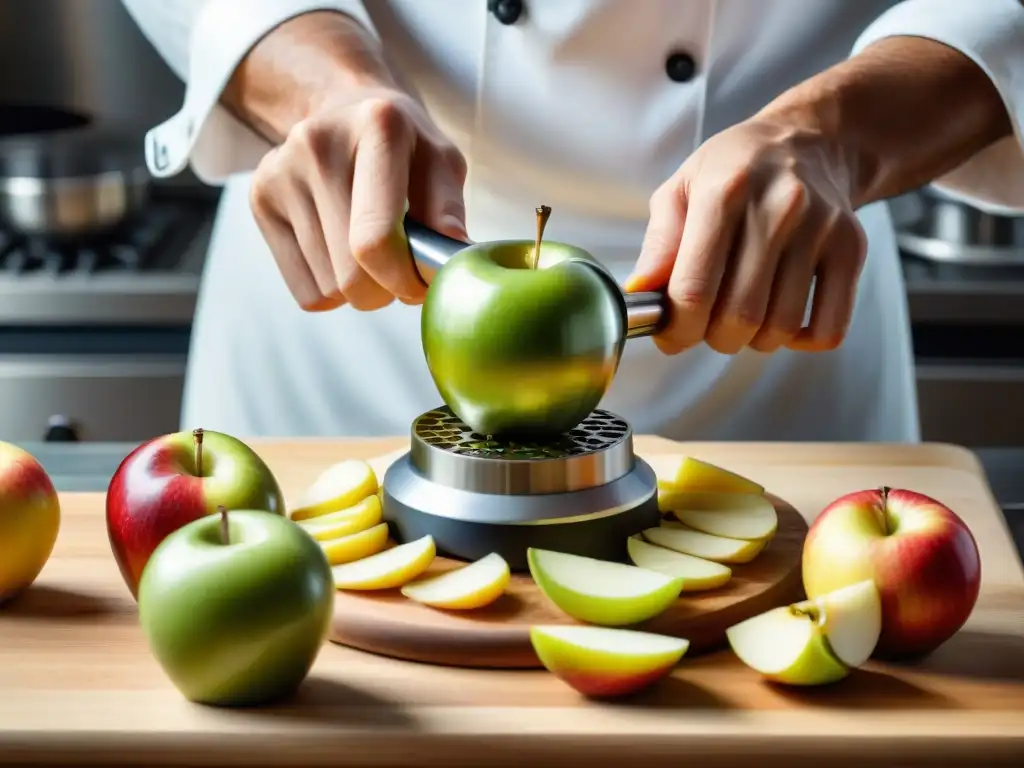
[
  {"left": 663, "top": 492, "right": 778, "bottom": 541},
  {"left": 528, "top": 548, "right": 683, "bottom": 626},
  {"left": 795, "top": 579, "right": 882, "bottom": 668},
  {"left": 367, "top": 447, "right": 408, "bottom": 485},
  {"left": 657, "top": 456, "right": 763, "bottom": 495},
  {"left": 318, "top": 522, "right": 390, "bottom": 566},
  {"left": 530, "top": 625, "right": 689, "bottom": 698},
  {"left": 725, "top": 579, "right": 881, "bottom": 685},
  {"left": 401, "top": 552, "right": 510, "bottom": 610},
  {"left": 626, "top": 536, "right": 732, "bottom": 591},
  {"left": 333, "top": 535, "right": 436, "bottom": 590},
  {"left": 296, "top": 495, "right": 382, "bottom": 541},
  {"left": 642, "top": 522, "right": 768, "bottom": 564},
  {"left": 291, "top": 459, "right": 378, "bottom": 521}
]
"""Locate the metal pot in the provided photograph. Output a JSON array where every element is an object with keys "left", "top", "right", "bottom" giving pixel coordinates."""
[
  {"left": 895, "top": 187, "right": 1024, "bottom": 266},
  {"left": 0, "top": 105, "right": 150, "bottom": 239}
]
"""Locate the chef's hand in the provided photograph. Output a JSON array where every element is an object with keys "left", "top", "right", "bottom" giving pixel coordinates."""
[
  {"left": 246, "top": 17, "right": 468, "bottom": 312},
  {"left": 625, "top": 111, "right": 867, "bottom": 355}
]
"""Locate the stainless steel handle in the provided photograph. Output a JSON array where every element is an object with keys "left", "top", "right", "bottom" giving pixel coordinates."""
[
  {"left": 405, "top": 215, "right": 468, "bottom": 284},
  {"left": 403, "top": 215, "right": 667, "bottom": 339}
]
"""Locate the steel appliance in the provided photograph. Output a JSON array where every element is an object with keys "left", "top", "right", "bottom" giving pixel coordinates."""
[{"left": 382, "top": 405, "right": 659, "bottom": 570}]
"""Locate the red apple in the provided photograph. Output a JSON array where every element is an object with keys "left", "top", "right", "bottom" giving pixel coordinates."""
[
  {"left": 106, "top": 428, "right": 285, "bottom": 598},
  {"left": 0, "top": 442, "right": 60, "bottom": 603},
  {"left": 802, "top": 487, "right": 981, "bottom": 659}
]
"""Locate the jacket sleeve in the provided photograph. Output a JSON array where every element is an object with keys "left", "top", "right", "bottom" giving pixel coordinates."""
[
  {"left": 853, "top": 0, "right": 1024, "bottom": 214},
  {"left": 119, "top": 0, "right": 379, "bottom": 184}
]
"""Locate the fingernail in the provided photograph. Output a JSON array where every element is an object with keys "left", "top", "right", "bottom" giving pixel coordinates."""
[
  {"left": 440, "top": 214, "right": 469, "bottom": 241},
  {"left": 623, "top": 274, "right": 646, "bottom": 293}
]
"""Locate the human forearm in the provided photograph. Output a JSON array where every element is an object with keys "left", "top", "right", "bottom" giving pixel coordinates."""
[
  {"left": 763, "top": 35, "right": 1013, "bottom": 208},
  {"left": 221, "top": 10, "right": 398, "bottom": 143}
]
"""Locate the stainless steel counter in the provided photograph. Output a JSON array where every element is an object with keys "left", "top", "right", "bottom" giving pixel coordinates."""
[{"left": 17, "top": 441, "right": 1024, "bottom": 561}]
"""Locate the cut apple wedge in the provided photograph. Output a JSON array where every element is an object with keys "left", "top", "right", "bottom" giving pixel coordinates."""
[
  {"left": 333, "top": 535, "right": 436, "bottom": 590},
  {"left": 296, "top": 495, "right": 382, "bottom": 541},
  {"left": 528, "top": 548, "right": 683, "bottom": 626},
  {"left": 626, "top": 536, "right": 732, "bottom": 591},
  {"left": 530, "top": 625, "right": 689, "bottom": 698},
  {"left": 725, "top": 579, "right": 881, "bottom": 685},
  {"left": 367, "top": 447, "right": 408, "bottom": 483},
  {"left": 401, "top": 552, "right": 510, "bottom": 610},
  {"left": 643, "top": 522, "right": 768, "bottom": 564},
  {"left": 291, "top": 459, "right": 379, "bottom": 521},
  {"left": 657, "top": 456, "right": 763, "bottom": 495},
  {"left": 318, "top": 522, "right": 390, "bottom": 566},
  {"left": 663, "top": 492, "right": 778, "bottom": 541}
]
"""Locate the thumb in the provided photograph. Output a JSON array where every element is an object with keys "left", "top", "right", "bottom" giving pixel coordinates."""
[
  {"left": 409, "top": 149, "right": 470, "bottom": 242},
  {"left": 625, "top": 187, "right": 686, "bottom": 293}
]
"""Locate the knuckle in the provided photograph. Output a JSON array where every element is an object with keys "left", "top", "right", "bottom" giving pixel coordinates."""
[
  {"left": 667, "top": 275, "right": 715, "bottom": 313},
  {"left": 289, "top": 117, "right": 338, "bottom": 162},
  {"left": 348, "top": 221, "right": 400, "bottom": 268},
  {"left": 359, "top": 97, "right": 414, "bottom": 144},
  {"left": 440, "top": 143, "right": 469, "bottom": 180}
]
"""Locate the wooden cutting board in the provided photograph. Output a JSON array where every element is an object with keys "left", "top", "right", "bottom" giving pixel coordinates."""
[
  {"left": 330, "top": 449, "right": 806, "bottom": 667},
  {"left": 1, "top": 439, "right": 1023, "bottom": 767}
]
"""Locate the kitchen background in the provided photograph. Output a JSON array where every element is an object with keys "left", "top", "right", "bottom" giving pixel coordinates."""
[{"left": 1, "top": 0, "right": 1022, "bottom": 451}]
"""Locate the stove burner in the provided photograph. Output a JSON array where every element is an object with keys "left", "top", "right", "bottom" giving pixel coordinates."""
[
  {"left": 0, "top": 200, "right": 203, "bottom": 276},
  {"left": 414, "top": 406, "right": 630, "bottom": 460}
]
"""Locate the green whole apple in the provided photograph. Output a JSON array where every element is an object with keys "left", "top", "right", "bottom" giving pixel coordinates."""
[
  {"left": 138, "top": 508, "right": 334, "bottom": 707},
  {"left": 421, "top": 240, "right": 625, "bottom": 437}
]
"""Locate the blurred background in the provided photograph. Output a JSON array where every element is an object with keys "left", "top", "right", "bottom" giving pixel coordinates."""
[{"left": 0, "top": 0, "right": 1021, "bottom": 451}]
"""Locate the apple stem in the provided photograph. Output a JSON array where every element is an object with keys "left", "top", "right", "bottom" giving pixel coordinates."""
[
  {"left": 193, "top": 428, "right": 204, "bottom": 477},
  {"left": 879, "top": 486, "right": 892, "bottom": 535},
  {"left": 531, "top": 205, "right": 552, "bottom": 270},
  {"left": 218, "top": 505, "right": 230, "bottom": 546},
  {"left": 790, "top": 603, "right": 821, "bottom": 623}
]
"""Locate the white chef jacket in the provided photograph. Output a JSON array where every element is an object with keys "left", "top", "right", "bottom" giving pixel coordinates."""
[{"left": 122, "top": 0, "right": 1024, "bottom": 441}]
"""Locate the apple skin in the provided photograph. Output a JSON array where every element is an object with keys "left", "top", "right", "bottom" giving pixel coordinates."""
[
  {"left": 138, "top": 509, "right": 334, "bottom": 707},
  {"left": 802, "top": 487, "right": 981, "bottom": 659},
  {"left": 106, "top": 429, "right": 285, "bottom": 598},
  {"left": 421, "top": 240, "right": 625, "bottom": 437},
  {"left": 0, "top": 442, "right": 60, "bottom": 603}
]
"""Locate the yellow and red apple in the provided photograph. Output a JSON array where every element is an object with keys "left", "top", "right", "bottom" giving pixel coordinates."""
[
  {"left": 106, "top": 428, "right": 285, "bottom": 598},
  {"left": 802, "top": 487, "right": 981, "bottom": 659},
  {"left": 530, "top": 625, "right": 689, "bottom": 697},
  {"left": 0, "top": 442, "right": 60, "bottom": 603}
]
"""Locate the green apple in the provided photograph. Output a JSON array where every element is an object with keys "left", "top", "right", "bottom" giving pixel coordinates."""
[
  {"left": 726, "top": 580, "right": 882, "bottom": 685},
  {"left": 527, "top": 548, "right": 683, "bottom": 626},
  {"left": 138, "top": 508, "right": 334, "bottom": 707},
  {"left": 530, "top": 625, "right": 689, "bottom": 697},
  {"left": 662, "top": 492, "right": 778, "bottom": 541},
  {"left": 642, "top": 522, "right": 767, "bottom": 564},
  {"left": 421, "top": 240, "right": 625, "bottom": 437},
  {"left": 626, "top": 535, "right": 732, "bottom": 591}
]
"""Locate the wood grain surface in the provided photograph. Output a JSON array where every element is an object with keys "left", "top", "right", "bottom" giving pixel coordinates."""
[
  {"left": 330, "top": 487, "right": 806, "bottom": 667},
  {"left": 1, "top": 439, "right": 1023, "bottom": 767}
]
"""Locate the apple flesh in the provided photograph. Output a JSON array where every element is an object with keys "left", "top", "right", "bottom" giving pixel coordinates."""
[
  {"left": 530, "top": 625, "right": 689, "bottom": 698},
  {"left": 642, "top": 522, "right": 767, "bottom": 564},
  {"left": 802, "top": 487, "right": 981, "bottom": 659},
  {"left": 0, "top": 442, "right": 60, "bottom": 603},
  {"left": 401, "top": 552, "right": 510, "bottom": 609},
  {"left": 422, "top": 240, "right": 625, "bottom": 437},
  {"left": 657, "top": 456, "right": 763, "bottom": 495},
  {"left": 333, "top": 534, "right": 436, "bottom": 590},
  {"left": 106, "top": 428, "right": 285, "bottom": 598},
  {"left": 297, "top": 495, "right": 382, "bottom": 541},
  {"left": 317, "top": 522, "right": 390, "bottom": 566},
  {"left": 662, "top": 492, "right": 778, "bottom": 541},
  {"left": 726, "top": 580, "right": 881, "bottom": 685},
  {"left": 291, "top": 459, "right": 378, "bottom": 521},
  {"left": 626, "top": 536, "right": 732, "bottom": 591},
  {"left": 528, "top": 548, "right": 683, "bottom": 626},
  {"left": 138, "top": 509, "right": 334, "bottom": 706}
]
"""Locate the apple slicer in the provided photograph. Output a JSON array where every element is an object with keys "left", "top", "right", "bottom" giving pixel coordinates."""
[{"left": 381, "top": 405, "right": 660, "bottom": 571}]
